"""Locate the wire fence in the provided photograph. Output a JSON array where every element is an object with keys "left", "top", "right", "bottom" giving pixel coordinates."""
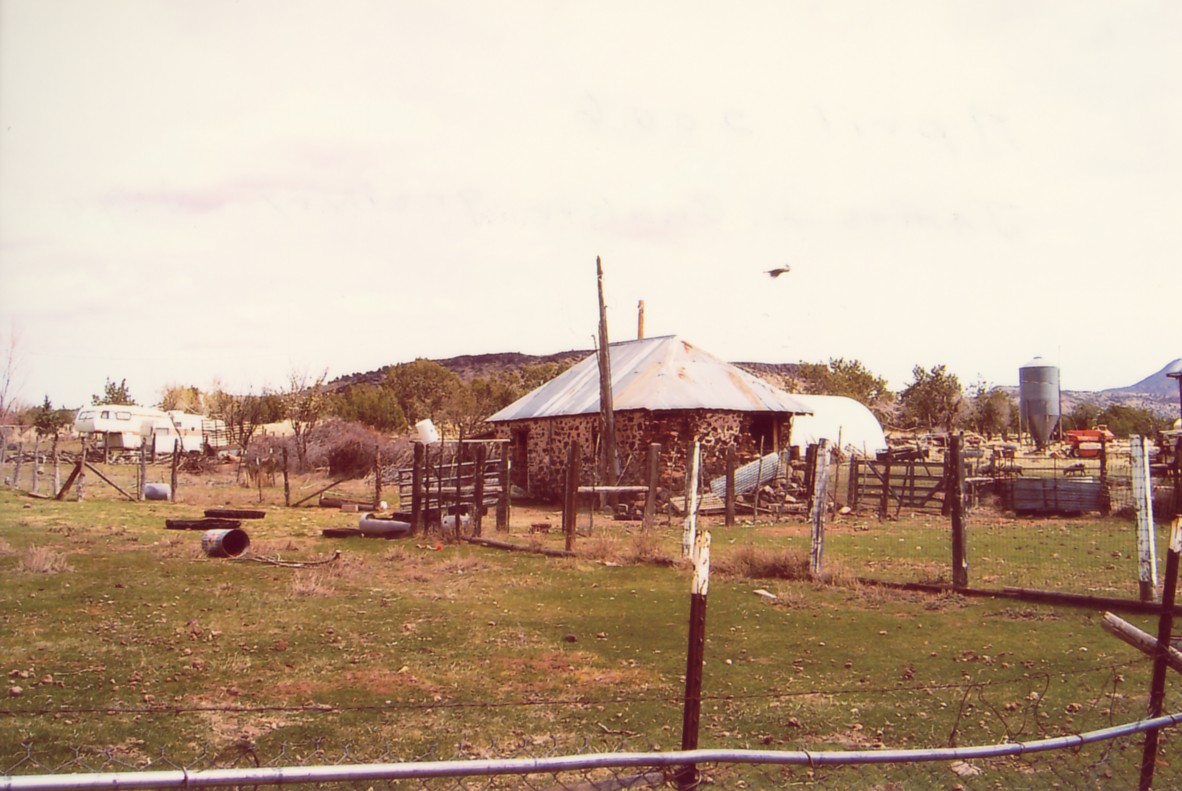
[{"left": 4, "top": 657, "right": 1179, "bottom": 789}]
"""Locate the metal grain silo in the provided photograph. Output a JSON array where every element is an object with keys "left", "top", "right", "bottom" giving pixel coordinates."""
[{"left": 1019, "top": 357, "right": 1060, "bottom": 449}]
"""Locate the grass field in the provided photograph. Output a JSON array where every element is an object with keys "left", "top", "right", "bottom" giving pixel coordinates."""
[{"left": 1, "top": 466, "right": 1179, "bottom": 787}]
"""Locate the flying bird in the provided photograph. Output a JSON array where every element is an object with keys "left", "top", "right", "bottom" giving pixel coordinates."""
[{"left": 765, "top": 266, "right": 791, "bottom": 278}]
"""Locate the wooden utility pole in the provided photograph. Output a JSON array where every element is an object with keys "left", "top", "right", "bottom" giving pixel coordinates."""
[{"left": 596, "top": 256, "right": 621, "bottom": 489}]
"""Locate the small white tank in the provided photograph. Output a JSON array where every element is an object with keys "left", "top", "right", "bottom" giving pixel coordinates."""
[{"left": 414, "top": 419, "right": 440, "bottom": 444}]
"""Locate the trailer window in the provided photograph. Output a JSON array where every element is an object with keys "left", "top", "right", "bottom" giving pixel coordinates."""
[
  {"left": 116, "top": 411, "right": 132, "bottom": 420},
  {"left": 101, "top": 411, "right": 110, "bottom": 419},
  {"left": 78, "top": 411, "right": 94, "bottom": 420}
]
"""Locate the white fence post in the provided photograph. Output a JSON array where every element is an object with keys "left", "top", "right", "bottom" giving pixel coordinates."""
[
  {"left": 682, "top": 439, "right": 700, "bottom": 559},
  {"left": 1131, "top": 435, "right": 1158, "bottom": 601}
]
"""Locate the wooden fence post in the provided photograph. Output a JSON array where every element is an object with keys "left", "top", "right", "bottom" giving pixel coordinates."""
[
  {"left": 282, "top": 446, "right": 291, "bottom": 507},
  {"left": 1139, "top": 518, "right": 1181, "bottom": 791},
  {"left": 1099, "top": 438, "right": 1111, "bottom": 516},
  {"left": 802, "top": 443, "right": 816, "bottom": 506},
  {"left": 77, "top": 439, "right": 87, "bottom": 501},
  {"left": 949, "top": 433, "right": 969, "bottom": 590},
  {"left": 642, "top": 443, "right": 659, "bottom": 531},
  {"left": 472, "top": 444, "right": 486, "bottom": 537},
  {"left": 30, "top": 436, "right": 41, "bottom": 495},
  {"left": 809, "top": 440, "right": 831, "bottom": 577},
  {"left": 170, "top": 440, "right": 180, "bottom": 501},
  {"left": 677, "top": 529, "right": 711, "bottom": 791},
  {"left": 753, "top": 440, "right": 765, "bottom": 517},
  {"left": 411, "top": 442, "right": 425, "bottom": 536},
  {"left": 374, "top": 445, "right": 382, "bottom": 510},
  {"left": 255, "top": 456, "right": 263, "bottom": 504},
  {"left": 563, "top": 442, "right": 579, "bottom": 552},
  {"left": 138, "top": 440, "right": 147, "bottom": 501},
  {"left": 879, "top": 458, "right": 891, "bottom": 520},
  {"left": 724, "top": 445, "right": 736, "bottom": 527},
  {"left": 13, "top": 442, "right": 24, "bottom": 490},
  {"left": 496, "top": 449, "right": 511, "bottom": 532},
  {"left": 52, "top": 436, "right": 60, "bottom": 496},
  {"left": 847, "top": 455, "right": 858, "bottom": 508}
]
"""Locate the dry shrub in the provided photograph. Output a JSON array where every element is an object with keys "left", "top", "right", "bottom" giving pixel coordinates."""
[
  {"left": 623, "top": 529, "right": 671, "bottom": 564},
  {"left": 712, "top": 544, "right": 858, "bottom": 589},
  {"left": 290, "top": 570, "right": 335, "bottom": 597},
  {"left": 812, "top": 558, "right": 857, "bottom": 589},
  {"left": 382, "top": 545, "right": 410, "bottom": 563},
  {"left": 328, "top": 552, "right": 370, "bottom": 576},
  {"left": 578, "top": 529, "right": 672, "bottom": 565},
  {"left": 298, "top": 420, "right": 413, "bottom": 478},
  {"left": 439, "top": 556, "right": 485, "bottom": 574},
  {"left": 18, "top": 546, "right": 73, "bottom": 574},
  {"left": 579, "top": 533, "right": 618, "bottom": 562},
  {"left": 714, "top": 544, "right": 811, "bottom": 581}
]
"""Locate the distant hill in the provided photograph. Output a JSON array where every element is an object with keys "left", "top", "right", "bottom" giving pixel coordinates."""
[
  {"left": 327, "top": 349, "right": 593, "bottom": 391},
  {"left": 1104, "top": 358, "right": 1182, "bottom": 397},
  {"left": 434, "top": 349, "right": 592, "bottom": 381}
]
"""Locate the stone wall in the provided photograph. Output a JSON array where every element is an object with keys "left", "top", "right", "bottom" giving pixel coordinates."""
[{"left": 492, "top": 410, "right": 793, "bottom": 500}]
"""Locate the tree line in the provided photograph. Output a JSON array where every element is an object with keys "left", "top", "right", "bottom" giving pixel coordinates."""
[
  {"left": 5, "top": 358, "right": 1171, "bottom": 456},
  {"left": 788, "top": 358, "right": 1171, "bottom": 439}
]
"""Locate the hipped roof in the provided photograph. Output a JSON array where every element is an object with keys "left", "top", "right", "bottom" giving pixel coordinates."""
[{"left": 487, "top": 335, "right": 812, "bottom": 423}]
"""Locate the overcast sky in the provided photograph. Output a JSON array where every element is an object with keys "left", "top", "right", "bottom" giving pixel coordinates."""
[{"left": 1, "top": 1, "right": 1178, "bottom": 409}]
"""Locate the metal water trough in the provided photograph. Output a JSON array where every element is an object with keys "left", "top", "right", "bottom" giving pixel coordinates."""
[{"left": 1009, "top": 477, "right": 1105, "bottom": 515}]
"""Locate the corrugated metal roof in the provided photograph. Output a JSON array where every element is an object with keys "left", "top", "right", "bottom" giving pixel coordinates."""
[{"left": 487, "top": 335, "right": 812, "bottom": 422}]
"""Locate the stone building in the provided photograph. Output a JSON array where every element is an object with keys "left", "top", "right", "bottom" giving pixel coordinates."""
[{"left": 486, "top": 335, "right": 812, "bottom": 500}]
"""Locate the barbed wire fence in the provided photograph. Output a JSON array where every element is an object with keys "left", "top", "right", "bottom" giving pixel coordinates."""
[{"left": 4, "top": 655, "right": 1179, "bottom": 789}]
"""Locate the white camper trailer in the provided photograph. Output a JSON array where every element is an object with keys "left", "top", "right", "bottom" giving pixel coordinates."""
[{"left": 73, "top": 405, "right": 223, "bottom": 455}]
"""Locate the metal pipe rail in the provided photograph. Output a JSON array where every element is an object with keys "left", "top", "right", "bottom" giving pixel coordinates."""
[{"left": 4, "top": 711, "right": 1179, "bottom": 790}]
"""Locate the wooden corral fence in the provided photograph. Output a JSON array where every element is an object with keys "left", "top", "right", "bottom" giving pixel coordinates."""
[{"left": 396, "top": 440, "right": 511, "bottom": 536}]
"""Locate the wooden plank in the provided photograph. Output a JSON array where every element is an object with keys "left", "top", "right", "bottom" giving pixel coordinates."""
[
  {"left": 467, "top": 536, "right": 574, "bottom": 558},
  {"left": 84, "top": 463, "right": 136, "bottom": 501},
  {"left": 669, "top": 493, "right": 728, "bottom": 516},
  {"left": 291, "top": 476, "right": 354, "bottom": 508},
  {"left": 1100, "top": 612, "right": 1182, "bottom": 674}
]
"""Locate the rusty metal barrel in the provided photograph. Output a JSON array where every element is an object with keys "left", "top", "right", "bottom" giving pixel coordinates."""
[{"left": 201, "top": 528, "right": 250, "bottom": 558}]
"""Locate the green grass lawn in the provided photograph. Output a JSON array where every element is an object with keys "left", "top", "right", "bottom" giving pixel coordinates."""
[{"left": 1, "top": 487, "right": 1177, "bottom": 787}]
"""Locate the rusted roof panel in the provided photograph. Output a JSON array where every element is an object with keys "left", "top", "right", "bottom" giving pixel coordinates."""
[{"left": 487, "top": 335, "right": 812, "bottom": 422}]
